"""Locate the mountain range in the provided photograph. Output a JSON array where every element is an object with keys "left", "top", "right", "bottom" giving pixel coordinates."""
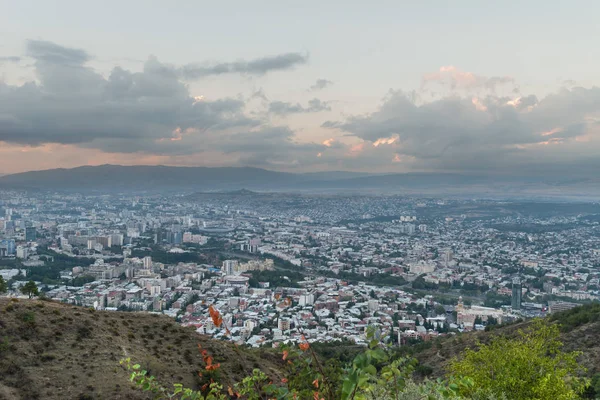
[{"left": 0, "top": 164, "right": 598, "bottom": 199}]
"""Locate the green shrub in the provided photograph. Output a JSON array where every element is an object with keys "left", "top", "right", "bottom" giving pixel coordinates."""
[
  {"left": 76, "top": 326, "right": 92, "bottom": 340},
  {"left": 19, "top": 311, "right": 35, "bottom": 324},
  {"left": 449, "top": 320, "right": 588, "bottom": 399}
]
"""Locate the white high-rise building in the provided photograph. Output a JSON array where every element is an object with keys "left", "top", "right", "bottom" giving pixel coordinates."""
[
  {"left": 299, "top": 293, "right": 315, "bottom": 306},
  {"left": 244, "top": 320, "right": 257, "bottom": 333},
  {"left": 222, "top": 260, "right": 238, "bottom": 275},
  {"left": 111, "top": 234, "right": 124, "bottom": 247},
  {"left": 443, "top": 249, "right": 453, "bottom": 266},
  {"left": 368, "top": 299, "right": 380, "bottom": 312},
  {"left": 16, "top": 246, "right": 28, "bottom": 259}
]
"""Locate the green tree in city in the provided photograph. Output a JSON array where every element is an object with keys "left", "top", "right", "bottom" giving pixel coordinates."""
[
  {"left": 434, "top": 304, "right": 446, "bottom": 316},
  {"left": 20, "top": 280, "right": 39, "bottom": 298},
  {"left": 450, "top": 319, "right": 589, "bottom": 399},
  {"left": 0, "top": 276, "right": 7, "bottom": 293}
]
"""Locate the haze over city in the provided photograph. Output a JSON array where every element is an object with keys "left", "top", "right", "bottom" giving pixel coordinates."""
[{"left": 1, "top": 0, "right": 600, "bottom": 177}]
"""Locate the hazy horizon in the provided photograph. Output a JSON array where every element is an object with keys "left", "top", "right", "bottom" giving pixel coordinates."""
[{"left": 2, "top": 1, "right": 600, "bottom": 177}]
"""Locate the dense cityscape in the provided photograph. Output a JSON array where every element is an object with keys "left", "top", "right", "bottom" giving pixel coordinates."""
[{"left": 1, "top": 189, "right": 598, "bottom": 348}]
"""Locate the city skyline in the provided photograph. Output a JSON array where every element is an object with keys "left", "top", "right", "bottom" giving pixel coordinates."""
[{"left": 2, "top": 1, "right": 600, "bottom": 176}]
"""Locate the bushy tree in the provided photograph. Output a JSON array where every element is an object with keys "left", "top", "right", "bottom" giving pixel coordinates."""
[
  {"left": 0, "top": 276, "right": 7, "bottom": 293},
  {"left": 20, "top": 280, "right": 39, "bottom": 298},
  {"left": 435, "top": 304, "right": 447, "bottom": 316},
  {"left": 449, "top": 319, "right": 589, "bottom": 399}
]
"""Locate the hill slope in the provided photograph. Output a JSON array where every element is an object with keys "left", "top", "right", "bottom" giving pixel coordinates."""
[
  {"left": 0, "top": 298, "right": 281, "bottom": 400},
  {"left": 408, "top": 304, "right": 600, "bottom": 380},
  {"left": 1, "top": 298, "right": 600, "bottom": 399}
]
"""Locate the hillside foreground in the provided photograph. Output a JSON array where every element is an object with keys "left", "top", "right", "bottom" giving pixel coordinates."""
[
  {"left": 2, "top": 298, "right": 600, "bottom": 399},
  {"left": 0, "top": 298, "right": 281, "bottom": 400}
]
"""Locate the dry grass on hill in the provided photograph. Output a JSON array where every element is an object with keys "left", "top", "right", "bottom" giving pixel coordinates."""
[{"left": 0, "top": 298, "right": 281, "bottom": 400}]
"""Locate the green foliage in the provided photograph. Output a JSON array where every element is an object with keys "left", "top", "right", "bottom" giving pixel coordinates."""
[
  {"left": 0, "top": 337, "right": 13, "bottom": 355},
  {"left": 434, "top": 305, "right": 447, "bottom": 316},
  {"left": 483, "top": 292, "right": 511, "bottom": 308},
  {"left": 122, "top": 358, "right": 291, "bottom": 400},
  {"left": 0, "top": 276, "right": 7, "bottom": 293},
  {"left": 449, "top": 319, "right": 589, "bottom": 399},
  {"left": 248, "top": 270, "right": 304, "bottom": 288},
  {"left": 20, "top": 281, "right": 39, "bottom": 298},
  {"left": 587, "top": 373, "right": 600, "bottom": 399},
  {"left": 319, "top": 269, "right": 406, "bottom": 287},
  {"left": 311, "top": 339, "right": 362, "bottom": 364},
  {"left": 366, "top": 273, "right": 406, "bottom": 286},
  {"left": 337, "top": 326, "right": 469, "bottom": 400},
  {"left": 131, "top": 249, "right": 203, "bottom": 265},
  {"left": 121, "top": 320, "right": 593, "bottom": 400},
  {"left": 236, "top": 369, "right": 291, "bottom": 400},
  {"left": 412, "top": 275, "right": 442, "bottom": 290},
  {"left": 121, "top": 357, "right": 224, "bottom": 399},
  {"left": 27, "top": 248, "right": 104, "bottom": 284},
  {"left": 549, "top": 303, "right": 600, "bottom": 332},
  {"left": 18, "top": 311, "right": 35, "bottom": 324},
  {"left": 70, "top": 275, "right": 96, "bottom": 287}
]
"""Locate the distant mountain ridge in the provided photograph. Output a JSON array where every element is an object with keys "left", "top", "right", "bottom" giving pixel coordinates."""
[
  {"left": 0, "top": 165, "right": 293, "bottom": 191},
  {"left": 0, "top": 164, "right": 599, "bottom": 198}
]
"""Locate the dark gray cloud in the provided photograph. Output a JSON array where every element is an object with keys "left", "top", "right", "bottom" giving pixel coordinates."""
[
  {"left": 269, "top": 98, "right": 331, "bottom": 115},
  {"left": 309, "top": 78, "right": 333, "bottom": 91},
  {"left": 483, "top": 76, "right": 515, "bottom": 91},
  {"left": 250, "top": 88, "right": 269, "bottom": 102},
  {"left": 177, "top": 52, "right": 308, "bottom": 79},
  {"left": 218, "top": 126, "right": 321, "bottom": 155},
  {"left": 26, "top": 40, "right": 90, "bottom": 65},
  {"left": 0, "top": 56, "right": 21, "bottom": 63},
  {"left": 0, "top": 40, "right": 273, "bottom": 153},
  {"left": 323, "top": 87, "right": 600, "bottom": 175},
  {"left": 0, "top": 40, "right": 325, "bottom": 168}
]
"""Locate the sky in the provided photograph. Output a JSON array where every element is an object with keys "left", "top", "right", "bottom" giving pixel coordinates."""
[{"left": 1, "top": 0, "right": 600, "bottom": 176}]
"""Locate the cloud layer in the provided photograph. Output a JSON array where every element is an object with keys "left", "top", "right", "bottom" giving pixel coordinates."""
[
  {"left": 323, "top": 87, "right": 600, "bottom": 175},
  {"left": 309, "top": 78, "right": 333, "bottom": 91},
  {"left": 0, "top": 40, "right": 321, "bottom": 167},
  {"left": 177, "top": 52, "right": 308, "bottom": 79},
  {"left": 422, "top": 65, "right": 516, "bottom": 93},
  {"left": 1, "top": 40, "right": 600, "bottom": 176},
  {"left": 269, "top": 98, "right": 331, "bottom": 115},
  {"left": 0, "top": 56, "right": 21, "bottom": 63}
]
